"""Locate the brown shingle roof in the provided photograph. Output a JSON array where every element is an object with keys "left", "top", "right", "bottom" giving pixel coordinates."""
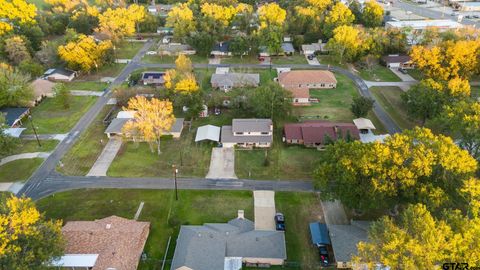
[
  {"left": 31, "top": 79, "right": 55, "bottom": 101},
  {"left": 286, "top": 85, "right": 310, "bottom": 99},
  {"left": 382, "top": 55, "right": 411, "bottom": 64},
  {"left": 284, "top": 121, "right": 360, "bottom": 145},
  {"left": 62, "top": 216, "right": 150, "bottom": 270},
  {"left": 278, "top": 70, "right": 337, "bottom": 87}
]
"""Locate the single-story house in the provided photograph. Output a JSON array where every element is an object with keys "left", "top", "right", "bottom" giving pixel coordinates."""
[
  {"left": 157, "top": 27, "right": 174, "bottom": 34},
  {"left": 50, "top": 216, "right": 150, "bottom": 270},
  {"left": 210, "top": 73, "right": 260, "bottom": 91},
  {"left": 281, "top": 42, "right": 295, "bottom": 55},
  {"left": 221, "top": 119, "right": 273, "bottom": 148},
  {"left": 278, "top": 70, "right": 337, "bottom": 105},
  {"left": 211, "top": 41, "right": 231, "bottom": 57},
  {"left": 0, "top": 107, "right": 30, "bottom": 127},
  {"left": 381, "top": 55, "right": 414, "bottom": 69},
  {"left": 215, "top": 67, "right": 229, "bottom": 74},
  {"left": 195, "top": 124, "right": 221, "bottom": 142},
  {"left": 170, "top": 210, "right": 286, "bottom": 270},
  {"left": 141, "top": 71, "right": 165, "bottom": 86},
  {"left": 43, "top": 68, "right": 76, "bottom": 82},
  {"left": 259, "top": 43, "right": 295, "bottom": 57},
  {"left": 30, "top": 79, "right": 56, "bottom": 105},
  {"left": 148, "top": 4, "right": 172, "bottom": 15},
  {"left": 301, "top": 40, "right": 328, "bottom": 55},
  {"left": 328, "top": 220, "right": 371, "bottom": 269},
  {"left": 105, "top": 112, "right": 184, "bottom": 139},
  {"left": 283, "top": 121, "right": 360, "bottom": 147},
  {"left": 157, "top": 43, "right": 196, "bottom": 56}
]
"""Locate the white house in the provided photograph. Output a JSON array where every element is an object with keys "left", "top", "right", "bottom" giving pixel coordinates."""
[{"left": 43, "top": 68, "right": 76, "bottom": 82}]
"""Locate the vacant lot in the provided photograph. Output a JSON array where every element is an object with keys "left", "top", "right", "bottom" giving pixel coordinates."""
[
  {"left": 37, "top": 189, "right": 323, "bottom": 269},
  {"left": 65, "top": 81, "right": 109, "bottom": 92},
  {"left": 76, "top": 64, "right": 126, "bottom": 81},
  {"left": 370, "top": 86, "right": 418, "bottom": 130},
  {"left": 0, "top": 158, "right": 44, "bottom": 183},
  {"left": 142, "top": 55, "right": 208, "bottom": 64},
  {"left": 24, "top": 96, "right": 97, "bottom": 134},
  {"left": 271, "top": 54, "right": 307, "bottom": 65},
  {"left": 356, "top": 64, "right": 401, "bottom": 82},
  {"left": 1, "top": 140, "right": 58, "bottom": 159},
  {"left": 115, "top": 41, "right": 144, "bottom": 59}
]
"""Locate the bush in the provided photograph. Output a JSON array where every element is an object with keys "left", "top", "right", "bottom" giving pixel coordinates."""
[{"left": 18, "top": 60, "right": 44, "bottom": 78}]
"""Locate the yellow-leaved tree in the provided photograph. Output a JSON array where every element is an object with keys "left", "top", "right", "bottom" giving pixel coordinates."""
[
  {"left": 306, "top": 0, "right": 332, "bottom": 13},
  {"left": 45, "top": 0, "right": 85, "bottom": 13},
  {"left": 175, "top": 54, "right": 193, "bottom": 74},
  {"left": 122, "top": 96, "right": 175, "bottom": 154},
  {"left": 58, "top": 35, "right": 113, "bottom": 72},
  {"left": 323, "top": 2, "right": 354, "bottom": 38},
  {"left": 0, "top": 195, "right": 64, "bottom": 268},
  {"left": 166, "top": 3, "right": 195, "bottom": 42},
  {"left": 257, "top": 3, "right": 286, "bottom": 29},
  {"left": 164, "top": 55, "right": 199, "bottom": 93},
  {"left": 362, "top": 0, "right": 384, "bottom": 27},
  {"left": 200, "top": 3, "right": 237, "bottom": 27},
  {"left": 96, "top": 4, "right": 146, "bottom": 43},
  {"left": 0, "top": 0, "right": 37, "bottom": 35},
  {"left": 326, "top": 25, "right": 368, "bottom": 63}
]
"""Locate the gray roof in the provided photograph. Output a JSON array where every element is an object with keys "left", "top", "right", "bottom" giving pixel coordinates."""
[
  {"left": 0, "top": 107, "right": 30, "bottom": 127},
  {"left": 171, "top": 217, "right": 286, "bottom": 270},
  {"left": 232, "top": 119, "right": 272, "bottom": 133},
  {"left": 105, "top": 118, "right": 184, "bottom": 135},
  {"left": 221, "top": 126, "right": 272, "bottom": 144},
  {"left": 281, "top": 42, "right": 295, "bottom": 53},
  {"left": 211, "top": 73, "right": 260, "bottom": 88},
  {"left": 158, "top": 44, "right": 194, "bottom": 53},
  {"left": 171, "top": 118, "right": 184, "bottom": 133},
  {"left": 44, "top": 68, "right": 75, "bottom": 77},
  {"left": 328, "top": 221, "right": 372, "bottom": 263}
]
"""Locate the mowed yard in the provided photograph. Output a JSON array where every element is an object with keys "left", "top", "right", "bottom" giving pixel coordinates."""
[
  {"left": 36, "top": 189, "right": 324, "bottom": 270},
  {"left": 370, "top": 86, "right": 418, "bottom": 130}
]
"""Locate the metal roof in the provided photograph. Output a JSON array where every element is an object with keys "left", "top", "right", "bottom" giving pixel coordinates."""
[
  {"left": 51, "top": 254, "right": 99, "bottom": 267},
  {"left": 309, "top": 222, "right": 331, "bottom": 245},
  {"left": 0, "top": 107, "right": 30, "bottom": 127},
  {"left": 195, "top": 125, "right": 221, "bottom": 142}
]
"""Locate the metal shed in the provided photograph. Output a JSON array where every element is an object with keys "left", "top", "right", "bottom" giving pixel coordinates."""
[{"left": 309, "top": 222, "right": 331, "bottom": 246}]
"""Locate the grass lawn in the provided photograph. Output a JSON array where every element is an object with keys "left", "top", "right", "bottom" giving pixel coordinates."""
[
  {"left": 23, "top": 96, "right": 97, "bottom": 134},
  {"left": 271, "top": 54, "right": 307, "bottom": 65},
  {"left": 142, "top": 55, "right": 208, "bottom": 64},
  {"left": 356, "top": 64, "right": 401, "bottom": 82},
  {"left": 115, "top": 41, "right": 144, "bottom": 59},
  {"left": 37, "top": 189, "right": 323, "bottom": 269},
  {"left": 58, "top": 105, "right": 114, "bottom": 176},
  {"left": 1, "top": 140, "right": 58, "bottom": 158},
  {"left": 76, "top": 64, "right": 126, "bottom": 81},
  {"left": 26, "top": 0, "right": 47, "bottom": 8},
  {"left": 472, "top": 86, "right": 480, "bottom": 99},
  {"left": 316, "top": 55, "right": 347, "bottom": 69},
  {"left": 221, "top": 55, "right": 260, "bottom": 64},
  {"left": 0, "top": 158, "right": 44, "bottom": 182},
  {"left": 370, "top": 86, "right": 418, "bottom": 130},
  {"left": 406, "top": 69, "right": 424, "bottom": 81},
  {"left": 64, "top": 81, "right": 109, "bottom": 92}
]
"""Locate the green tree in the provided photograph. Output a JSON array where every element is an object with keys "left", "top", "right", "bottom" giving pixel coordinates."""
[
  {"left": 350, "top": 96, "right": 374, "bottom": 118},
  {"left": 187, "top": 32, "right": 216, "bottom": 57},
  {"left": 0, "top": 195, "right": 64, "bottom": 270},
  {"left": 0, "top": 115, "right": 20, "bottom": 157},
  {"left": 362, "top": 0, "right": 384, "bottom": 28},
  {"left": 0, "top": 67, "right": 33, "bottom": 107},
  {"left": 229, "top": 36, "right": 249, "bottom": 57},
  {"left": 70, "top": 13, "right": 99, "bottom": 35},
  {"left": 18, "top": 60, "right": 44, "bottom": 78},
  {"left": 248, "top": 82, "right": 292, "bottom": 121},
  {"left": 54, "top": 83, "right": 71, "bottom": 109},
  {"left": 4, "top": 36, "right": 31, "bottom": 65},
  {"left": 401, "top": 80, "right": 446, "bottom": 125}
]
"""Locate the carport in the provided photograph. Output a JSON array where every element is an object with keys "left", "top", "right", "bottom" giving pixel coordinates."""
[
  {"left": 195, "top": 125, "right": 221, "bottom": 142},
  {"left": 309, "top": 222, "right": 331, "bottom": 246}
]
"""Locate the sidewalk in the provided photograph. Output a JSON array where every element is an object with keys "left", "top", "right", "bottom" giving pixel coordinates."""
[
  {"left": 87, "top": 138, "right": 123, "bottom": 176},
  {"left": 21, "top": 133, "right": 68, "bottom": 141},
  {"left": 0, "top": 152, "right": 51, "bottom": 166},
  {"left": 70, "top": 90, "right": 104, "bottom": 96}
]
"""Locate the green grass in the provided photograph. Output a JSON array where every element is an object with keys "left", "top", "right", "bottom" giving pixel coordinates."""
[
  {"left": 357, "top": 64, "right": 401, "bottom": 82},
  {"left": 64, "top": 81, "right": 109, "bottom": 92},
  {"left": 23, "top": 96, "right": 97, "bottom": 134},
  {"left": 76, "top": 64, "right": 126, "bottom": 81},
  {"left": 26, "top": 0, "right": 47, "bottom": 8},
  {"left": 221, "top": 56, "right": 260, "bottom": 64},
  {"left": 271, "top": 54, "right": 307, "bottom": 65},
  {"left": 58, "top": 105, "right": 114, "bottom": 176},
  {"left": 142, "top": 55, "right": 208, "bottom": 64},
  {"left": 108, "top": 129, "right": 212, "bottom": 178},
  {"left": 1, "top": 140, "right": 58, "bottom": 158},
  {"left": 317, "top": 55, "right": 347, "bottom": 69},
  {"left": 0, "top": 158, "right": 44, "bottom": 182},
  {"left": 115, "top": 41, "right": 144, "bottom": 59},
  {"left": 36, "top": 189, "right": 323, "bottom": 269},
  {"left": 406, "top": 69, "right": 424, "bottom": 81},
  {"left": 370, "top": 86, "right": 418, "bottom": 130}
]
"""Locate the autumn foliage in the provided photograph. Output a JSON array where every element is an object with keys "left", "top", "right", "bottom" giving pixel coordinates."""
[{"left": 58, "top": 35, "right": 113, "bottom": 72}]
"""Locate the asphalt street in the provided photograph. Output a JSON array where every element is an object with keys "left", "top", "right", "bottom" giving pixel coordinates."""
[{"left": 18, "top": 41, "right": 402, "bottom": 199}]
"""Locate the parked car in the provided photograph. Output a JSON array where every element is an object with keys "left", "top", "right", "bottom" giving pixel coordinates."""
[
  {"left": 274, "top": 213, "right": 285, "bottom": 231},
  {"left": 318, "top": 246, "right": 329, "bottom": 266},
  {"left": 473, "top": 15, "right": 479, "bottom": 19},
  {"left": 398, "top": 68, "right": 408, "bottom": 74},
  {"left": 258, "top": 56, "right": 265, "bottom": 62},
  {"left": 307, "top": 55, "right": 314, "bottom": 60},
  {"left": 136, "top": 35, "right": 143, "bottom": 40}
]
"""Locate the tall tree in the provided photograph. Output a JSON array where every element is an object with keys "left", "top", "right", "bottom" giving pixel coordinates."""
[
  {"left": 257, "top": 3, "right": 286, "bottom": 55},
  {"left": 166, "top": 3, "right": 195, "bottom": 42},
  {"left": 322, "top": 2, "right": 354, "bottom": 39},
  {"left": 248, "top": 82, "right": 292, "bottom": 121},
  {"left": 326, "top": 25, "right": 367, "bottom": 63},
  {"left": 362, "top": 0, "right": 383, "bottom": 28},
  {"left": 350, "top": 96, "right": 374, "bottom": 118},
  {"left": 54, "top": 83, "right": 71, "bottom": 109},
  {"left": 0, "top": 0, "right": 37, "bottom": 36},
  {"left": 58, "top": 34, "right": 113, "bottom": 72},
  {"left": 401, "top": 80, "right": 446, "bottom": 125},
  {"left": 122, "top": 96, "right": 175, "bottom": 154},
  {"left": 96, "top": 4, "right": 146, "bottom": 43},
  {"left": 4, "top": 36, "right": 31, "bottom": 65},
  {"left": 0, "top": 195, "right": 64, "bottom": 269},
  {"left": 164, "top": 55, "right": 199, "bottom": 94},
  {"left": 0, "top": 66, "right": 33, "bottom": 107}
]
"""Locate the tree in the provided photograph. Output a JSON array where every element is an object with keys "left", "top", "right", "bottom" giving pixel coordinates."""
[
  {"left": 164, "top": 55, "right": 199, "bottom": 94},
  {"left": 200, "top": 3, "right": 237, "bottom": 29},
  {"left": 0, "top": 0, "right": 37, "bottom": 36},
  {"left": 401, "top": 80, "right": 446, "bottom": 125},
  {"left": 166, "top": 3, "right": 195, "bottom": 42},
  {"left": 229, "top": 36, "right": 249, "bottom": 57},
  {"left": 35, "top": 40, "right": 61, "bottom": 67},
  {"left": 138, "top": 13, "right": 158, "bottom": 33},
  {"left": 175, "top": 54, "right": 192, "bottom": 74},
  {"left": 362, "top": 0, "right": 383, "bottom": 28},
  {"left": 96, "top": 5, "right": 146, "bottom": 43},
  {"left": 54, "top": 83, "right": 71, "bottom": 109},
  {"left": 4, "top": 36, "right": 31, "bottom": 65},
  {"left": 122, "top": 96, "right": 175, "bottom": 154},
  {"left": 314, "top": 127, "right": 478, "bottom": 211},
  {"left": 0, "top": 115, "right": 20, "bottom": 157},
  {"left": 248, "top": 82, "right": 292, "bottom": 121},
  {"left": 187, "top": 32, "right": 216, "bottom": 57},
  {"left": 306, "top": 0, "right": 332, "bottom": 13},
  {"left": 45, "top": 0, "right": 83, "bottom": 13},
  {"left": 18, "top": 60, "right": 44, "bottom": 78},
  {"left": 326, "top": 25, "right": 367, "bottom": 63},
  {"left": 350, "top": 96, "right": 374, "bottom": 118},
  {"left": 258, "top": 3, "right": 286, "bottom": 29},
  {"left": 322, "top": 2, "right": 354, "bottom": 39},
  {"left": 58, "top": 34, "right": 113, "bottom": 72},
  {"left": 177, "top": 92, "right": 204, "bottom": 120},
  {"left": 0, "top": 195, "right": 64, "bottom": 269},
  {"left": 70, "top": 12, "right": 99, "bottom": 35},
  {"left": 15, "top": 24, "right": 44, "bottom": 51},
  {"left": 0, "top": 67, "right": 33, "bottom": 107}
]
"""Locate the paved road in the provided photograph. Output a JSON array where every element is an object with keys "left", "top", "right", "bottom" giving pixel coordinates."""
[
  {"left": 395, "top": 0, "right": 480, "bottom": 28},
  {"left": 18, "top": 40, "right": 401, "bottom": 199}
]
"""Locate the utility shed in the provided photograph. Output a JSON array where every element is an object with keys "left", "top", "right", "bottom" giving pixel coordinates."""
[
  {"left": 195, "top": 125, "right": 221, "bottom": 142},
  {"left": 309, "top": 222, "right": 331, "bottom": 246}
]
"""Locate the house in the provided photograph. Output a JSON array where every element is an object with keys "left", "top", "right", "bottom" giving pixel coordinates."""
[
  {"left": 281, "top": 42, "right": 295, "bottom": 55},
  {"left": 43, "top": 68, "right": 76, "bottom": 82},
  {"left": 148, "top": 4, "right": 173, "bottom": 16},
  {"left": 157, "top": 43, "right": 196, "bottom": 56},
  {"left": 210, "top": 73, "right": 260, "bottom": 91},
  {"left": 30, "top": 79, "right": 55, "bottom": 105},
  {"left": 385, "top": 20, "right": 463, "bottom": 44},
  {"left": 211, "top": 41, "right": 231, "bottom": 57},
  {"left": 259, "top": 43, "right": 295, "bottom": 57},
  {"left": 353, "top": 118, "right": 390, "bottom": 143},
  {"left": 328, "top": 220, "right": 372, "bottom": 269},
  {"left": 141, "top": 71, "right": 165, "bottom": 86},
  {"left": 278, "top": 70, "right": 337, "bottom": 105},
  {"left": 0, "top": 107, "right": 30, "bottom": 127},
  {"left": 157, "top": 27, "right": 174, "bottom": 34},
  {"left": 221, "top": 119, "right": 273, "bottom": 148},
  {"left": 50, "top": 216, "right": 150, "bottom": 270},
  {"left": 381, "top": 55, "right": 414, "bottom": 69},
  {"left": 283, "top": 121, "right": 360, "bottom": 147},
  {"left": 301, "top": 40, "right": 328, "bottom": 55},
  {"left": 105, "top": 111, "right": 184, "bottom": 139}
]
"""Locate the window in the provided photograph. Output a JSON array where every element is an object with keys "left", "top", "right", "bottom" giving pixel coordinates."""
[
  {"left": 235, "top": 132, "right": 243, "bottom": 135},
  {"left": 261, "top": 132, "right": 269, "bottom": 135},
  {"left": 295, "top": 99, "right": 298, "bottom": 102},
  {"left": 321, "top": 83, "right": 325, "bottom": 87}
]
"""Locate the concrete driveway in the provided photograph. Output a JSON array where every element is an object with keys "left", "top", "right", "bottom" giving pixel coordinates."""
[
  {"left": 254, "top": 190, "right": 276, "bottom": 230},
  {"left": 389, "top": 68, "right": 416, "bottom": 82},
  {"left": 306, "top": 56, "right": 321, "bottom": 66},
  {"left": 205, "top": 147, "right": 237, "bottom": 179},
  {"left": 87, "top": 137, "right": 122, "bottom": 176}
]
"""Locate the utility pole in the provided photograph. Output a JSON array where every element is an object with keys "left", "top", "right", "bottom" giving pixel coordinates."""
[
  {"left": 172, "top": 164, "right": 178, "bottom": 201},
  {"left": 29, "top": 115, "right": 41, "bottom": 147}
]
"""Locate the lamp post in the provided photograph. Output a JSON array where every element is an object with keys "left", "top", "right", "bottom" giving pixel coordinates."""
[
  {"left": 28, "top": 115, "right": 41, "bottom": 147},
  {"left": 172, "top": 164, "right": 178, "bottom": 201}
]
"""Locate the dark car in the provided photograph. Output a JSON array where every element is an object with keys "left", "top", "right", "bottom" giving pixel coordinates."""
[
  {"left": 398, "top": 68, "right": 408, "bottom": 74},
  {"left": 307, "top": 55, "right": 315, "bottom": 60},
  {"left": 473, "top": 15, "right": 479, "bottom": 19},
  {"left": 274, "top": 213, "right": 285, "bottom": 231},
  {"left": 318, "top": 246, "right": 329, "bottom": 266}
]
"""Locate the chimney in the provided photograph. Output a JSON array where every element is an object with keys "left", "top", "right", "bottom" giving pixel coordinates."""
[{"left": 237, "top": 210, "right": 245, "bottom": 220}]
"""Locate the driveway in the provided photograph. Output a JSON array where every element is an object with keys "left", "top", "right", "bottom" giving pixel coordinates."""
[
  {"left": 87, "top": 137, "right": 122, "bottom": 176},
  {"left": 205, "top": 147, "right": 237, "bottom": 179},
  {"left": 320, "top": 200, "right": 349, "bottom": 225},
  {"left": 209, "top": 57, "right": 221, "bottom": 65},
  {"left": 389, "top": 68, "right": 416, "bottom": 82},
  {"left": 306, "top": 56, "right": 320, "bottom": 66},
  {"left": 254, "top": 190, "right": 276, "bottom": 230}
]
